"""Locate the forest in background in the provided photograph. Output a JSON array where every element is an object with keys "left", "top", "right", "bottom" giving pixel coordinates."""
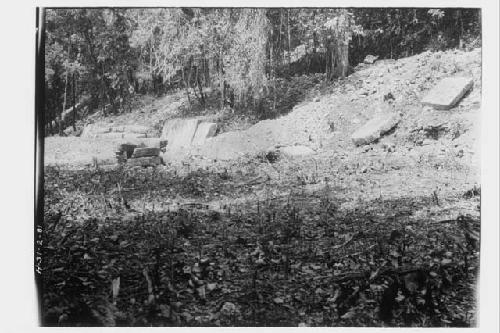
[{"left": 44, "top": 8, "right": 481, "bottom": 134}]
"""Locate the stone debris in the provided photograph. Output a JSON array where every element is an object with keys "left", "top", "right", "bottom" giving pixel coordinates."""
[
  {"left": 191, "top": 122, "right": 218, "bottom": 146},
  {"left": 351, "top": 112, "right": 400, "bottom": 146},
  {"left": 421, "top": 77, "right": 473, "bottom": 110}
]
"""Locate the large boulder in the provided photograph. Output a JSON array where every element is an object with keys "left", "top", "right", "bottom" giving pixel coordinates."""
[
  {"left": 421, "top": 77, "right": 473, "bottom": 110},
  {"left": 161, "top": 118, "right": 201, "bottom": 149},
  {"left": 351, "top": 113, "right": 400, "bottom": 146},
  {"left": 191, "top": 122, "right": 218, "bottom": 146}
]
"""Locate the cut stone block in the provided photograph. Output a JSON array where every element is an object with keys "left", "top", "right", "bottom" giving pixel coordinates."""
[
  {"left": 421, "top": 77, "right": 473, "bottom": 110},
  {"left": 281, "top": 145, "right": 315, "bottom": 157},
  {"left": 161, "top": 118, "right": 201, "bottom": 149},
  {"left": 131, "top": 147, "right": 161, "bottom": 158},
  {"left": 351, "top": 113, "right": 400, "bottom": 146},
  {"left": 192, "top": 122, "right": 218, "bottom": 146},
  {"left": 127, "top": 156, "right": 163, "bottom": 167}
]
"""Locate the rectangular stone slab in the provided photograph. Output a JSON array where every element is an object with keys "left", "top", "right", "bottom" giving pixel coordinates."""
[
  {"left": 421, "top": 77, "right": 473, "bottom": 110},
  {"left": 351, "top": 113, "right": 399, "bottom": 146},
  {"left": 131, "top": 147, "right": 161, "bottom": 158},
  {"left": 161, "top": 118, "right": 201, "bottom": 149},
  {"left": 191, "top": 122, "right": 218, "bottom": 146}
]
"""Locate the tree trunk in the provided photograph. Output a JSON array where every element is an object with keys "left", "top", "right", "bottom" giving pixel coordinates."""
[
  {"left": 279, "top": 9, "right": 284, "bottom": 66},
  {"left": 219, "top": 49, "right": 224, "bottom": 109},
  {"left": 72, "top": 73, "right": 76, "bottom": 131},
  {"left": 270, "top": 29, "right": 276, "bottom": 111},
  {"left": 181, "top": 67, "right": 191, "bottom": 109},
  {"left": 287, "top": 9, "right": 291, "bottom": 69},
  {"left": 61, "top": 61, "right": 69, "bottom": 134}
]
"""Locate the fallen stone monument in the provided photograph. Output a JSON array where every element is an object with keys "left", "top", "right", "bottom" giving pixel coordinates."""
[
  {"left": 351, "top": 112, "right": 400, "bottom": 146},
  {"left": 421, "top": 77, "right": 473, "bottom": 110},
  {"left": 192, "top": 122, "right": 218, "bottom": 146},
  {"left": 161, "top": 118, "right": 201, "bottom": 149}
]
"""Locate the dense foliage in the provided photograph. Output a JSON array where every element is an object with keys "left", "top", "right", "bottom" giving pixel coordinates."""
[
  {"left": 41, "top": 165, "right": 480, "bottom": 327},
  {"left": 44, "top": 8, "right": 480, "bottom": 134}
]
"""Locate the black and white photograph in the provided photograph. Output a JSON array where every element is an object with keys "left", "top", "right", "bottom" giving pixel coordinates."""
[{"left": 18, "top": 2, "right": 498, "bottom": 329}]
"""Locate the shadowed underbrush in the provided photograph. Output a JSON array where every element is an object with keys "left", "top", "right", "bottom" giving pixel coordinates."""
[{"left": 41, "top": 165, "right": 479, "bottom": 327}]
